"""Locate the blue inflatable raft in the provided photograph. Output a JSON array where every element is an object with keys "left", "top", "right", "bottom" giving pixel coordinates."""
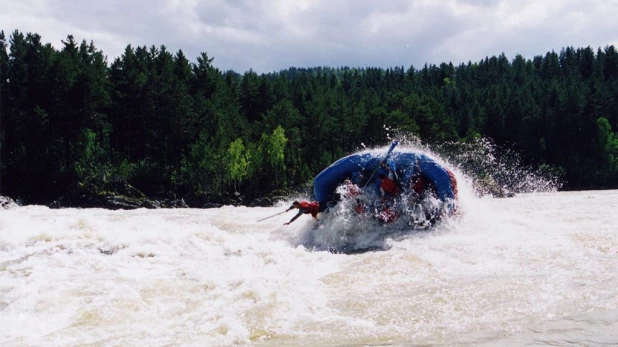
[{"left": 313, "top": 148, "right": 458, "bottom": 217}]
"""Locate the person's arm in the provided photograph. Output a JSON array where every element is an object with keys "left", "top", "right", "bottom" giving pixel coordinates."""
[
  {"left": 284, "top": 210, "right": 303, "bottom": 225},
  {"left": 381, "top": 161, "right": 395, "bottom": 180}
]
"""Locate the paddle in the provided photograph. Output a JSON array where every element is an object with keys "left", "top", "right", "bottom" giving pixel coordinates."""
[
  {"left": 363, "top": 140, "right": 399, "bottom": 188},
  {"left": 257, "top": 210, "right": 289, "bottom": 222}
]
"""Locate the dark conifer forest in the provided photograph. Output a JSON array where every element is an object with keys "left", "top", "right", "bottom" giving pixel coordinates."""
[{"left": 1, "top": 30, "right": 617, "bottom": 204}]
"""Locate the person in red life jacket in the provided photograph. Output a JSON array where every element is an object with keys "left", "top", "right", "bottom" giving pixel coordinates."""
[
  {"left": 446, "top": 168, "right": 458, "bottom": 200},
  {"left": 341, "top": 178, "right": 368, "bottom": 215},
  {"left": 284, "top": 200, "right": 327, "bottom": 225},
  {"left": 378, "top": 173, "right": 399, "bottom": 202},
  {"left": 353, "top": 202, "right": 366, "bottom": 215},
  {"left": 342, "top": 178, "right": 360, "bottom": 198},
  {"left": 380, "top": 161, "right": 397, "bottom": 180},
  {"left": 377, "top": 207, "right": 399, "bottom": 223}
]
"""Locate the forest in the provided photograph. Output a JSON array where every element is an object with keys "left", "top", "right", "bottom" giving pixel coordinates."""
[{"left": 1, "top": 29, "right": 617, "bottom": 205}]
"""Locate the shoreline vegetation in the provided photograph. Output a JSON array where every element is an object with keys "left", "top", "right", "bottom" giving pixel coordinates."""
[
  {"left": 2, "top": 184, "right": 616, "bottom": 211},
  {"left": 1, "top": 30, "right": 617, "bottom": 210}
]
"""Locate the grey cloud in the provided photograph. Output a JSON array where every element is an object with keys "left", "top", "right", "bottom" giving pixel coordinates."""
[
  {"left": 47, "top": 0, "right": 169, "bottom": 38},
  {"left": 2, "top": 0, "right": 618, "bottom": 73},
  {"left": 457, "top": 0, "right": 499, "bottom": 7}
]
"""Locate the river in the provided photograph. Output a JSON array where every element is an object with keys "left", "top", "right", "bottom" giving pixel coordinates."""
[{"left": 1, "top": 188, "right": 617, "bottom": 346}]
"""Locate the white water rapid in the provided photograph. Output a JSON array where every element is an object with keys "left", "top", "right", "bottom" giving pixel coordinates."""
[{"left": 1, "top": 180, "right": 617, "bottom": 346}]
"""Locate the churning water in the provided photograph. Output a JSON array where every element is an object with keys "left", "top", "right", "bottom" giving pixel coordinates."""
[
  {"left": 1, "top": 189, "right": 617, "bottom": 346},
  {"left": 1, "top": 144, "right": 617, "bottom": 346}
]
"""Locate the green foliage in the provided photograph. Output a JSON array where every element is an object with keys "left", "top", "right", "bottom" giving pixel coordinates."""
[
  {"left": 246, "top": 141, "right": 263, "bottom": 181},
  {"left": 257, "top": 126, "right": 288, "bottom": 188},
  {"left": 181, "top": 130, "right": 221, "bottom": 192},
  {"left": 226, "top": 138, "right": 250, "bottom": 192},
  {"left": 75, "top": 128, "right": 106, "bottom": 182},
  {"left": 597, "top": 117, "right": 618, "bottom": 176},
  {"left": 2, "top": 30, "right": 618, "bottom": 203},
  {"left": 268, "top": 126, "right": 287, "bottom": 171},
  {"left": 110, "top": 159, "right": 136, "bottom": 183}
]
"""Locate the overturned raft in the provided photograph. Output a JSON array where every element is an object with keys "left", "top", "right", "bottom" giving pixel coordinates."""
[{"left": 313, "top": 150, "right": 458, "bottom": 214}]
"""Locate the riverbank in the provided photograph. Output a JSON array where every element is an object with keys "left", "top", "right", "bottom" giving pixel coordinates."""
[
  {"left": 41, "top": 182, "right": 309, "bottom": 210},
  {"left": 0, "top": 174, "right": 520, "bottom": 211}
]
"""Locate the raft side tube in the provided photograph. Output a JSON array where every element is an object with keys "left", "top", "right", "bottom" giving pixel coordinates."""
[
  {"left": 313, "top": 151, "right": 458, "bottom": 212},
  {"left": 391, "top": 153, "right": 457, "bottom": 201},
  {"left": 313, "top": 153, "right": 374, "bottom": 202}
]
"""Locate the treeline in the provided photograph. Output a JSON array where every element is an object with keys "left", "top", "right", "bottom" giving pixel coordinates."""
[{"left": 1, "top": 29, "right": 617, "bottom": 203}]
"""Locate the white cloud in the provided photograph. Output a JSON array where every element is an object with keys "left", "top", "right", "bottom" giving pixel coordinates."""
[{"left": 1, "top": 0, "right": 618, "bottom": 73}]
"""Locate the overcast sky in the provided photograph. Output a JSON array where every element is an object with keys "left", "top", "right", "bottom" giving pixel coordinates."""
[{"left": 2, "top": 0, "right": 618, "bottom": 73}]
